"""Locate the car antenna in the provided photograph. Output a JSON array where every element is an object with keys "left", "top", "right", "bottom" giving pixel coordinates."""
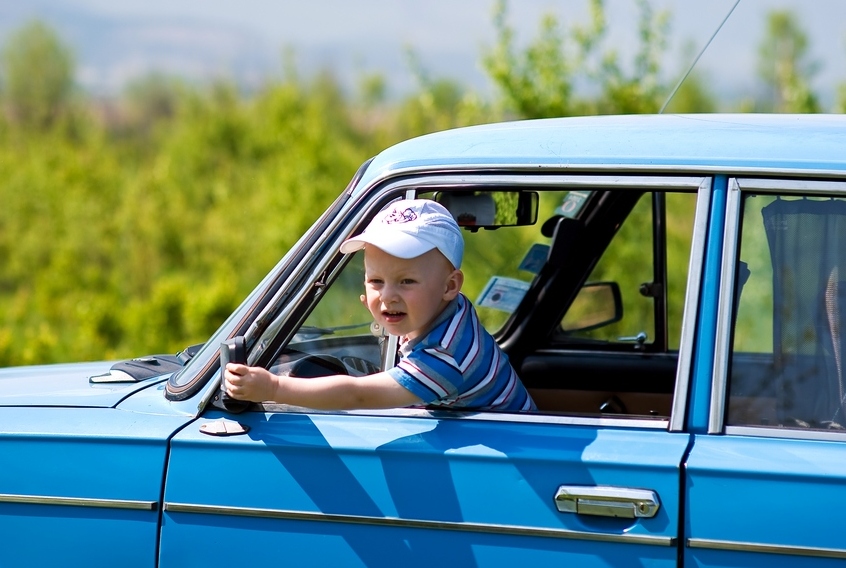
[{"left": 659, "top": 0, "right": 742, "bottom": 114}]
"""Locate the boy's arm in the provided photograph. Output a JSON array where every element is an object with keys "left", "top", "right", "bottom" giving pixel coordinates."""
[{"left": 224, "top": 363, "right": 422, "bottom": 410}]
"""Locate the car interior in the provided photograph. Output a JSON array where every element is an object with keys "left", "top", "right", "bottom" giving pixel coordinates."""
[{"left": 260, "top": 185, "right": 699, "bottom": 420}]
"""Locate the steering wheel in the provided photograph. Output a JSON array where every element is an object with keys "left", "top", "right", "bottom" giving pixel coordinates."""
[{"left": 271, "top": 353, "right": 346, "bottom": 378}]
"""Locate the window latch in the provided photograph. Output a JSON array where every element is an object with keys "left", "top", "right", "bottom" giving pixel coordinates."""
[{"left": 639, "top": 282, "right": 663, "bottom": 298}]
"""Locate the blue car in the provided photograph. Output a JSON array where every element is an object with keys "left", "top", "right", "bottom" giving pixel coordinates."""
[{"left": 2, "top": 114, "right": 846, "bottom": 567}]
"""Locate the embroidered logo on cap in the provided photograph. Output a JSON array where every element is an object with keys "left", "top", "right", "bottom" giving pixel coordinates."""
[{"left": 384, "top": 207, "right": 417, "bottom": 224}]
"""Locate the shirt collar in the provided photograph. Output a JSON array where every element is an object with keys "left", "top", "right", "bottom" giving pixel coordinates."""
[{"left": 398, "top": 294, "right": 464, "bottom": 357}]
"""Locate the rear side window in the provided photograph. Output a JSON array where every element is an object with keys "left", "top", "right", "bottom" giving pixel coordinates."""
[{"left": 729, "top": 193, "right": 846, "bottom": 430}]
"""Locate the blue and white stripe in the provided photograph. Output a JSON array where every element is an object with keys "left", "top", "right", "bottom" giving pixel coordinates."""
[{"left": 389, "top": 294, "right": 536, "bottom": 411}]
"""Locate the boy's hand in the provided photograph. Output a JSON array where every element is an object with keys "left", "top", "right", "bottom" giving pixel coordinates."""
[{"left": 224, "top": 363, "right": 279, "bottom": 402}]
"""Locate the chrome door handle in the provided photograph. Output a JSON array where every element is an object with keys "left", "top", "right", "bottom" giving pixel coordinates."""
[{"left": 554, "top": 485, "right": 660, "bottom": 519}]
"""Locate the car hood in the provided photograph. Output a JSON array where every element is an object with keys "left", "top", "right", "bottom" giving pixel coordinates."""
[{"left": 0, "top": 361, "right": 168, "bottom": 407}]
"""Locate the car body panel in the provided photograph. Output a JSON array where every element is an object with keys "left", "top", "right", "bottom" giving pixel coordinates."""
[
  {"left": 0, "top": 407, "right": 193, "bottom": 566},
  {"left": 360, "top": 115, "right": 846, "bottom": 192},
  {"left": 685, "top": 434, "right": 846, "bottom": 567},
  {"left": 0, "top": 361, "right": 168, "bottom": 408},
  {"left": 160, "top": 410, "right": 689, "bottom": 567}
]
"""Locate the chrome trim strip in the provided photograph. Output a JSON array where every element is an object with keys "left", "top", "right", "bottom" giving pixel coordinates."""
[
  {"left": 688, "top": 537, "right": 846, "bottom": 559},
  {"left": 736, "top": 178, "right": 846, "bottom": 194},
  {"left": 670, "top": 178, "right": 712, "bottom": 432},
  {"left": 383, "top": 174, "right": 707, "bottom": 191},
  {"left": 0, "top": 493, "right": 157, "bottom": 511},
  {"left": 725, "top": 425, "right": 846, "bottom": 442},
  {"left": 165, "top": 502, "right": 674, "bottom": 546},
  {"left": 257, "top": 403, "right": 670, "bottom": 429},
  {"left": 708, "top": 179, "right": 742, "bottom": 434},
  {"left": 354, "top": 166, "right": 846, "bottom": 201}
]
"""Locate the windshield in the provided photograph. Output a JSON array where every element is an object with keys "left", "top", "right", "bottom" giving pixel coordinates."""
[{"left": 164, "top": 160, "right": 370, "bottom": 399}]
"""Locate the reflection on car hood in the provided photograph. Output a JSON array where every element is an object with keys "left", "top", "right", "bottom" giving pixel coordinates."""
[{"left": 0, "top": 361, "right": 167, "bottom": 407}]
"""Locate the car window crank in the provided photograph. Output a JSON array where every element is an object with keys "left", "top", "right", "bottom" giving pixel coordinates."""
[{"left": 618, "top": 331, "right": 648, "bottom": 344}]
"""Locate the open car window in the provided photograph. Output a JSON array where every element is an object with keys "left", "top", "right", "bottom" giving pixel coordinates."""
[
  {"left": 254, "top": 178, "right": 706, "bottom": 421},
  {"left": 276, "top": 190, "right": 564, "bottom": 383}
]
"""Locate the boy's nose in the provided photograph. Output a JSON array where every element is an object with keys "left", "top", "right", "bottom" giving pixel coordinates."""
[{"left": 380, "top": 285, "right": 399, "bottom": 304}]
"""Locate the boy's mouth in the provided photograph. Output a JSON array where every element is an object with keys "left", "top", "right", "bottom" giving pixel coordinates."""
[{"left": 382, "top": 310, "right": 406, "bottom": 323}]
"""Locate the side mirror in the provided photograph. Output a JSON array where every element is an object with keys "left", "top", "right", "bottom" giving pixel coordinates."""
[{"left": 560, "top": 282, "right": 623, "bottom": 333}]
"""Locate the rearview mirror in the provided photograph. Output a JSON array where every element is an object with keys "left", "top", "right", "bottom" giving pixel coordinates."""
[{"left": 437, "top": 191, "right": 538, "bottom": 230}]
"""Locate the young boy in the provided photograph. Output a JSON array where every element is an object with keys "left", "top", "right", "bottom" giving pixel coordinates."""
[{"left": 224, "top": 198, "right": 535, "bottom": 412}]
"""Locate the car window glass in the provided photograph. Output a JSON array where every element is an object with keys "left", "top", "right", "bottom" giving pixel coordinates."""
[
  {"left": 729, "top": 193, "right": 846, "bottom": 430},
  {"left": 665, "top": 192, "right": 696, "bottom": 349},
  {"left": 280, "top": 254, "right": 383, "bottom": 377},
  {"left": 439, "top": 190, "right": 565, "bottom": 333},
  {"left": 556, "top": 191, "right": 694, "bottom": 350},
  {"left": 565, "top": 193, "right": 656, "bottom": 345}
]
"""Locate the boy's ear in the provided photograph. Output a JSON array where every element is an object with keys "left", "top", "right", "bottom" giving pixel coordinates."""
[{"left": 443, "top": 269, "right": 463, "bottom": 301}]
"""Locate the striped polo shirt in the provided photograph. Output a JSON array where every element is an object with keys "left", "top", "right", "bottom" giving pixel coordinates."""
[{"left": 387, "top": 293, "right": 536, "bottom": 412}]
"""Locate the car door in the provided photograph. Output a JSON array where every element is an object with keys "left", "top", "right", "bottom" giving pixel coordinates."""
[
  {"left": 158, "top": 176, "right": 706, "bottom": 567},
  {"left": 0, "top": 405, "right": 187, "bottom": 568},
  {"left": 685, "top": 178, "right": 846, "bottom": 567}
]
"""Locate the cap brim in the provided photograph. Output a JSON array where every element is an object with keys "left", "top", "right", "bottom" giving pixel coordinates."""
[{"left": 340, "top": 228, "right": 436, "bottom": 259}]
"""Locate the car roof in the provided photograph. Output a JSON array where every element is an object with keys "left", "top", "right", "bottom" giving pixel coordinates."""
[{"left": 358, "top": 114, "right": 846, "bottom": 190}]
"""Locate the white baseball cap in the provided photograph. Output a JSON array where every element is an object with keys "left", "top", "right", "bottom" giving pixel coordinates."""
[{"left": 340, "top": 199, "right": 464, "bottom": 269}]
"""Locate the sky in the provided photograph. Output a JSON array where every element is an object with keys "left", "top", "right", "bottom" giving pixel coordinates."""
[{"left": 1, "top": 0, "right": 845, "bottom": 108}]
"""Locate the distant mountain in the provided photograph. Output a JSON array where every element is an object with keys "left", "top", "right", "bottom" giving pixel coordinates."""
[
  {"left": 2, "top": 0, "right": 844, "bottom": 107},
  {"left": 0, "top": 0, "right": 503, "bottom": 99},
  {"left": 0, "top": 0, "right": 276, "bottom": 95}
]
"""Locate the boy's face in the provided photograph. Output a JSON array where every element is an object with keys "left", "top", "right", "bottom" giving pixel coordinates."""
[{"left": 362, "top": 246, "right": 463, "bottom": 341}]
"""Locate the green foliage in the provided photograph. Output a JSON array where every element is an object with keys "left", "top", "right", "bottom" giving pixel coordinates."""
[
  {"left": 392, "top": 48, "right": 493, "bottom": 138},
  {"left": 661, "top": 41, "right": 717, "bottom": 114},
  {"left": 757, "top": 10, "right": 821, "bottom": 113},
  {"left": 1, "top": 20, "right": 75, "bottom": 128},
  {"left": 661, "top": 72, "right": 717, "bottom": 114},
  {"left": 483, "top": 0, "right": 577, "bottom": 118},
  {"left": 483, "top": 0, "right": 674, "bottom": 118},
  {"left": 0, "top": 6, "right": 842, "bottom": 367},
  {"left": 0, "top": 62, "right": 384, "bottom": 365}
]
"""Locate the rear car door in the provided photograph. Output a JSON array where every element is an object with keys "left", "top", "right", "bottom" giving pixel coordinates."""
[
  {"left": 158, "top": 175, "right": 706, "bottom": 567},
  {"left": 685, "top": 178, "right": 846, "bottom": 566}
]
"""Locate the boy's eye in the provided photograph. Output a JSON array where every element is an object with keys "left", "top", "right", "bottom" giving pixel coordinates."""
[{"left": 401, "top": 279, "right": 416, "bottom": 285}]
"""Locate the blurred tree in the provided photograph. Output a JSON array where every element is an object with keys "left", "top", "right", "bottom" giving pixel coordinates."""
[
  {"left": 482, "top": 0, "right": 672, "bottom": 118},
  {"left": 483, "top": 0, "right": 577, "bottom": 118},
  {"left": 358, "top": 72, "right": 387, "bottom": 108},
  {"left": 0, "top": 21, "right": 75, "bottom": 128},
  {"left": 592, "top": 0, "right": 670, "bottom": 114},
  {"left": 757, "top": 10, "right": 820, "bottom": 113},
  {"left": 661, "top": 72, "right": 717, "bottom": 113},
  {"left": 394, "top": 48, "right": 491, "bottom": 137},
  {"left": 661, "top": 41, "right": 718, "bottom": 113},
  {"left": 122, "top": 73, "right": 185, "bottom": 126}
]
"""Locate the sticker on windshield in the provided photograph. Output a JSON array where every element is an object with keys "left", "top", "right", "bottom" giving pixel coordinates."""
[
  {"left": 477, "top": 277, "right": 530, "bottom": 312},
  {"left": 518, "top": 243, "right": 549, "bottom": 274},
  {"left": 555, "top": 191, "right": 592, "bottom": 218}
]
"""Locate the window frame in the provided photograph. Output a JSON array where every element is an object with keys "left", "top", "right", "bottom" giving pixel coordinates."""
[
  {"left": 218, "top": 172, "right": 710, "bottom": 430},
  {"left": 714, "top": 177, "right": 846, "bottom": 440}
]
